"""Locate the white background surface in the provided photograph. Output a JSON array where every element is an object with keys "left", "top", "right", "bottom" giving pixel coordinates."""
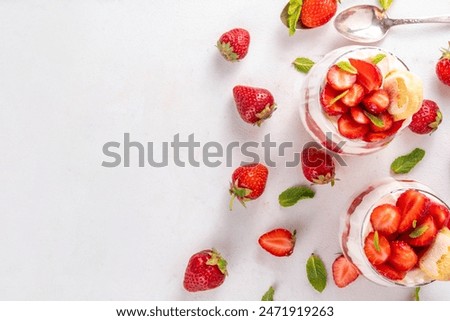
[{"left": 0, "top": 0, "right": 449, "bottom": 301}]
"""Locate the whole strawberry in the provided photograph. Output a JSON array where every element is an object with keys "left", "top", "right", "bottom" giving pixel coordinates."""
[
  {"left": 217, "top": 28, "right": 250, "bottom": 62},
  {"left": 408, "top": 99, "right": 442, "bottom": 135},
  {"left": 301, "top": 0, "right": 338, "bottom": 28},
  {"left": 183, "top": 249, "right": 228, "bottom": 292},
  {"left": 436, "top": 42, "right": 450, "bottom": 87},
  {"left": 301, "top": 144, "right": 336, "bottom": 185},
  {"left": 229, "top": 163, "right": 268, "bottom": 210},
  {"left": 232, "top": 85, "right": 276, "bottom": 126}
]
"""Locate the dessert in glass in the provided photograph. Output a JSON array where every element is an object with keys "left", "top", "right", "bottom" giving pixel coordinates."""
[
  {"left": 300, "top": 46, "right": 423, "bottom": 155},
  {"left": 340, "top": 177, "right": 450, "bottom": 287}
]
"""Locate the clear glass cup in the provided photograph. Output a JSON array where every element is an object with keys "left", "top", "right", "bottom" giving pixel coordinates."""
[
  {"left": 299, "top": 46, "right": 410, "bottom": 155},
  {"left": 339, "top": 177, "right": 449, "bottom": 287}
]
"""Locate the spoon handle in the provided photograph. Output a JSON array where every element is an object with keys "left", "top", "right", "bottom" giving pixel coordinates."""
[{"left": 390, "top": 16, "right": 450, "bottom": 26}]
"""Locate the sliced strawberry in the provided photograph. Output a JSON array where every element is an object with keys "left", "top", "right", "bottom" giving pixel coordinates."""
[
  {"left": 362, "top": 89, "right": 390, "bottom": 114},
  {"left": 370, "top": 204, "right": 401, "bottom": 235},
  {"left": 332, "top": 255, "right": 360, "bottom": 288},
  {"left": 364, "top": 232, "right": 391, "bottom": 265},
  {"left": 341, "top": 83, "right": 365, "bottom": 107},
  {"left": 258, "top": 228, "right": 296, "bottom": 257},
  {"left": 396, "top": 190, "right": 429, "bottom": 233},
  {"left": 387, "top": 240, "right": 418, "bottom": 271},
  {"left": 350, "top": 106, "right": 370, "bottom": 124},
  {"left": 427, "top": 202, "right": 450, "bottom": 229},
  {"left": 375, "top": 263, "right": 407, "bottom": 281},
  {"left": 326, "top": 65, "right": 357, "bottom": 91},
  {"left": 369, "top": 112, "right": 394, "bottom": 132},
  {"left": 320, "top": 84, "right": 349, "bottom": 116},
  {"left": 348, "top": 58, "right": 382, "bottom": 92},
  {"left": 338, "top": 113, "right": 370, "bottom": 139},
  {"left": 387, "top": 119, "right": 404, "bottom": 135},
  {"left": 363, "top": 131, "right": 390, "bottom": 142},
  {"left": 405, "top": 215, "right": 437, "bottom": 247}
]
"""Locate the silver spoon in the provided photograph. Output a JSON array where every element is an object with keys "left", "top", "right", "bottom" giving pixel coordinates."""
[{"left": 334, "top": 5, "right": 450, "bottom": 43}]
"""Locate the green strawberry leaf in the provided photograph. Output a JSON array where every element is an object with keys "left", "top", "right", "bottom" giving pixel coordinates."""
[
  {"left": 371, "top": 54, "right": 386, "bottom": 64},
  {"left": 287, "top": 0, "right": 303, "bottom": 36},
  {"left": 414, "top": 287, "right": 421, "bottom": 301},
  {"left": 261, "top": 286, "right": 275, "bottom": 301},
  {"left": 306, "top": 253, "right": 327, "bottom": 293},
  {"left": 293, "top": 57, "right": 315, "bottom": 74},
  {"left": 336, "top": 61, "right": 357, "bottom": 74},
  {"left": 391, "top": 148, "right": 426, "bottom": 174},
  {"left": 279, "top": 186, "right": 315, "bottom": 207},
  {"left": 379, "top": 0, "right": 394, "bottom": 11},
  {"left": 409, "top": 224, "right": 429, "bottom": 238},
  {"left": 364, "top": 111, "right": 384, "bottom": 127}
]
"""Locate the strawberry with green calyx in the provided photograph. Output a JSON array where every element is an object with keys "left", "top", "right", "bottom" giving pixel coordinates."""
[
  {"left": 217, "top": 28, "right": 250, "bottom": 62},
  {"left": 232, "top": 85, "right": 277, "bottom": 126},
  {"left": 229, "top": 163, "right": 268, "bottom": 210},
  {"left": 436, "top": 42, "right": 450, "bottom": 87},
  {"left": 301, "top": 0, "right": 338, "bottom": 28},
  {"left": 301, "top": 144, "right": 336, "bottom": 185},
  {"left": 408, "top": 99, "right": 443, "bottom": 135},
  {"left": 258, "top": 228, "right": 297, "bottom": 257},
  {"left": 183, "top": 249, "right": 228, "bottom": 292}
]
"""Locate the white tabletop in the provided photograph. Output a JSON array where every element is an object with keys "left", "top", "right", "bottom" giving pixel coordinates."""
[{"left": 0, "top": 0, "right": 449, "bottom": 300}]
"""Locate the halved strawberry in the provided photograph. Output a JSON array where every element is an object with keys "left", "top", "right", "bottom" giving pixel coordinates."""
[
  {"left": 348, "top": 58, "right": 382, "bottom": 92},
  {"left": 332, "top": 255, "right": 360, "bottom": 288},
  {"left": 387, "top": 240, "right": 418, "bottom": 271},
  {"left": 364, "top": 232, "right": 391, "bottom": 265},
  {"left": 338, "top": 113, "right": 370, "bottom": 139},
  {"left": 362, "top": 89, "right": 390, "bottom": 115},
  {"left": 370, "top": 204, "right": 401, "bottom": 235},
  {"left": 369, "top": 112, "right": 394, "bottom": 132},
  {"left": 320, "top": 84, "right": 349, "bottom": 116},
  {"left": 341, "top": 83, "right": 365, "bottom": 107},
  {"left": 397, "top": 190, "right": 429, "bottom": 233},
  {"left": 427, "top": 202, "right": 450, "bottom": 229},
  {"left": 405, "top": 215, "right": 437, "bottom": 247},
  {"left": 258, "top": 228, "right": 296, "bottom": 257},
  {"left": 350, "top": 106, "right": 370, "bottom": 124},
  {"left": 375, "top": 263, "right": 407, "bottom": 281},
  {"left": 326, "top": 65, "right": 357, "bottom": 91}
]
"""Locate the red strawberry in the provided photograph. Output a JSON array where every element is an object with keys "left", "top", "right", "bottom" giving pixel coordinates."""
[
  {"left": 229, "top": 163, "right": 268, "bottom": 210},
  {"left": 320, "top": 84, "right": 349, "bottom": 116},
  {"left": 405, "top": 215, "right": 437, "bottom": 247},
  {"left": 332, "top": 255, "right": 360, "bottom": 288},
  {"left": 217, "top": 28, "right": 250, "bottom": 62},
  {"left": 362, "top": 89, "right": 390, "bottom": 115},
  {"left": 436, "top": 42, "right": 450, "bottom": 86},
  {"left": 337, "top": 113, "right": 369, "bottom": 139},
  {"left": 427, "top": 202, "right": 450, "bottom": 229},
  {"left": 375, "top": 263, "right": 407, "bottom": 281},
  {"left": 301, "top": 145, "right": 336, "bottom": 185},
  {"left": 349, "top": 58, "right": 382, "bottom": 92},
  {"left": 369, "top": 112, "right": 393, "bottom": 132},
  {"left": 396, "top": 190, "right": 429, "bottom": 233},
  {"left": 408, "top": 99, "right": 443, "bottom": 135},
  {"left": 183, "top": 249, "right": 228, "bottom": 292},
  {"left": 300, "top": 0, "right": 338, "bottom": 28},
  {"left": 363, "top": 119, "right": 404, "bottom": 142},
  {"left": 258, "top": 228, "right": 296, "bottom": 257},
  {"left": 364, "top": 231, "right": 391, "bottom": 265},
  {"left": 387, "top": 241, "right": 418, "bottom": 272},
  {"left": 232, "top": 85, "right": 276, "bottom": 126},
  {"left": 350, "top": 106, "right": 370, "bottom": 124},
  {"left": 341, "top": 83, "right": 365, "bottom": 107},
  {"left": 370, "top": 204, "right": 401, "bottom": 235},
  {"left": 326, "top": 65, "right": 357, "bottom": 91}
]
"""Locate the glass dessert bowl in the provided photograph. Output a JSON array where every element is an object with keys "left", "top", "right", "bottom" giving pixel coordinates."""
[
  {"left": 300, "top": 46, "right": 423, "bottom": 155},
  {"left": 340, "top": 177, "right": 450, "bottom": 287}
]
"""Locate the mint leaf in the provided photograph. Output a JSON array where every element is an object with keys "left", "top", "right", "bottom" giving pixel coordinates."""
[
  {"left": 374, "top": 231, "right": 381, "bottom": 252},
  {"left": 414, "top": 287, "right": 420, "bottom": 301},
  {"left": 379, "top": 0, "right": 393, "bottom": 11},
  {"left": 336, "top": 61, "right": 357, "bottom": 74},
  {"left": 306, "top": 254, "right": 327, "bottom": 293},
  {"left": 261, "top": 286, "right": 275, "bottom": 301},
  {"left": 279, "top": 186, "right": 315, "bottom": 207},
  {"left": 371, "top": 54, "right": 386, "bottom": 64},
  {"left": 329, "top": 89, "right": 349, "bottom": 105},
  {"left": 287, "top": 0, "right": 303, "bottom": 36},
  {"left": 364, "top": 111, "right": 384, "bottom": 127},
  {"left": 391, "top": 148, "right": 426, "bottom": 174},
  {"left": 293, "top": 57, "right": 315, "bottom": 74},
  {"left": 409, "top": 224, "right": 429, "bottom": 238}
]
